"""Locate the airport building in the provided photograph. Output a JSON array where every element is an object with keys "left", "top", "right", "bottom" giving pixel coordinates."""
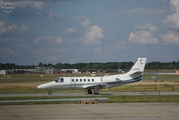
[
  {"left": 3, "top": 68, "right": 77, "bottom": 74},
  {"left": 61, "top": 69, "right": 78, "bottom": 73},
  {"left": 4, "top": 67, "right": 55, "bottom": 74},
  {"left": 0, "top": 70, "right": 7, "bottom": 75},
  {"left": 1, "top": 68, "right": 129, "bottom": 75},
  {"left": 35, "top": 67, "right": 54, "bottom": 74}
]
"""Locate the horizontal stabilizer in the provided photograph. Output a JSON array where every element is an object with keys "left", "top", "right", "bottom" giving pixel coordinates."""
[{"left": 129, "top": 71, "right": 143, "bottom": 78}]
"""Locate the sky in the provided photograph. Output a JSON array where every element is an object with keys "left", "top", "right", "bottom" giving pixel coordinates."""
[{"left": 0, "top": 0, "right": 179, "bottom": 65}]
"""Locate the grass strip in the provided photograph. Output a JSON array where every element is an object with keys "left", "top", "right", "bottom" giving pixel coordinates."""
[
  {"left": 0, "top": 95, "right": 179, "bottom": 105},
  {"left": 108, "top": 95, "right": 179, "bottom": 103}
]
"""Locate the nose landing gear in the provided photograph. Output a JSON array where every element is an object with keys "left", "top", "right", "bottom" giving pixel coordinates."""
[{"left": 48, "top": 90, "right": 52, "bottom": 95}]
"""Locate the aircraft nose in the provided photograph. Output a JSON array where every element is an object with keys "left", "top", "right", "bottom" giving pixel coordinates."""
[
  {"left": 37, "top": 84, "right": 44, "bottom": 89},
  {"left": 37, "top": 83, "right": 49, "bottom": 89},
  {"left": 37, "top": 82, "right": 53, "bottom": 89}
]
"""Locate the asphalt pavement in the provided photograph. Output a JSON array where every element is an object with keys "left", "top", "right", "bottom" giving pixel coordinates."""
[{"left": 0, "top": 103, "right": 179, "bottom": 120}]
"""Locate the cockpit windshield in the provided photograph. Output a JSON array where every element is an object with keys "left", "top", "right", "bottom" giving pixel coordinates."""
[
  {"left": 54, "top": 78, "right": 64, "bottom": 83},
  {"left": 54, "top": 78, "right": 59, "bottom": 82}
]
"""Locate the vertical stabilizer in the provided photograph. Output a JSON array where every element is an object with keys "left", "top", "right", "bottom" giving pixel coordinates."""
[{"left": 129, "top": 58, "right": 147, "bottom": 73}]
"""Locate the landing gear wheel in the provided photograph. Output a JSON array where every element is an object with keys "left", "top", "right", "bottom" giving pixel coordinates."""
[
  {"left": 94, "top": 89, "right": 99, "bottom": 94},
  {"left": 48, "top": 90, "right": 52, "bottom": 95},
  {"left": 94, "top": 92, "right": 99, "bottom": 94},
  {"left": 87, "top": 89, "right": 92, "bottom": 94}
]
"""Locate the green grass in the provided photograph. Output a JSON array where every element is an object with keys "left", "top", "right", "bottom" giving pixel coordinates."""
[
  {"left": 0, "top": 79, "right": 179, "bottom": 94},
  {"left": 0, "top": 82, "right": 179, "bottom": 94},
  {"left": 0, "top": 74, "right": 179, "bottom": 94},
  {"left": 143, "top": 75, "right": 179, "bottom": 79},
  {"left": 109, "top": 95, "right": 179, "bottom": 102}
]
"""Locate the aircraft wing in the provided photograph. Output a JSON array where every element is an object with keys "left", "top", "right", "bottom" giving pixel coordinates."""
[{"left": 83, "top": 83, "right": 107, "bottom": 89}]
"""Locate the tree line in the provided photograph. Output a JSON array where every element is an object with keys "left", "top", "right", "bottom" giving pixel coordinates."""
[{"left": 0, "top": 61, "right": 179, "bottom": 70}]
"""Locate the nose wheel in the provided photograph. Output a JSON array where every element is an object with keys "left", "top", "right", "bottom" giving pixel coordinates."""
[{"left": 48, "top": 90, "right": 52, "bottom": 95}]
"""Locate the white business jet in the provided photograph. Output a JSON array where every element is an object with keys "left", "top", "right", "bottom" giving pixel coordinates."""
[{"left": 37, "top": 58, "right": 147, "bottom": 95}]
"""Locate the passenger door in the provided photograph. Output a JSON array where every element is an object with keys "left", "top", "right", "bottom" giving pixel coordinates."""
[{"left": 70, "top": 78, "right": 76, "bottom": 88}]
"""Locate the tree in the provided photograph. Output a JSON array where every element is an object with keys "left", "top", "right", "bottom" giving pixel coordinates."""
[{"left": 38, "top": 62, "right": 43, "bottom": 67}]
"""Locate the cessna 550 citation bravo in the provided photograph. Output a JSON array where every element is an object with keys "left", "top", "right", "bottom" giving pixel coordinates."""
[{"left": 37, "top": 58, "right": 147, "bottom": 95}]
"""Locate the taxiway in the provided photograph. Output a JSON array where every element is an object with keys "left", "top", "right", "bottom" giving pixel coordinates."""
[{"left": 0, "top": 103, "right": 179, "bottom": 120}]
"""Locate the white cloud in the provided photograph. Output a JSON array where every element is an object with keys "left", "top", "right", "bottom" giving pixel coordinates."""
[
  {"left": 77, "top": 19, "right": 104, "bottom": 46},
  {"left": 115, "top": 7, "right": 166, "bottom": 17},
  {"left": 51, "top": 47, "right": 71, "bottom": 53},
  {"left": 0, "top": 21, "right": 6, "bottom": 28},
  {"left": 170, "top": 0, "right": 179, "bottom": 13},
  {"left": 78, "top": 24, "right": 104, "bottom": 46},
  {"left": 7, "top": 24, "right": 28, "bottom": 32},
  {"left": 34, "top": 35, "right": 63, "bottom": 44},
  {"left": 130, "top": 8, "right": 165, "bottom": 14},
  {"left": 48, "top": 11, "right": 62, "bottom": 19},
  {"left": 161, "top": 31, "right": 179, "bottom": 45},
  {"left": 0, "top": 21, "right": 6, "bottom": 34},
  {"left": 56, "top": 37, "right": 63, "bottom": 44},
  {"left": 0, "top": 21, "right": 29, "bottom": 44},
  {"left": 128, "top": 23, "right": 158, "bottom": 45},
  {"left": 65, "top": 28, "right": 76, "bottom": 34},
  {"left": 18, "top": 44, "right": 30, "bottom": 49},
  {"left": 81, "top": 19, "right": 91, "bottom": 28},
  {"left": 164, "top": 0, "right": 179, "bottom": 29},
  {"left": 134, "top": 24, "right": 157, "bottom": 32},
  {"left": 161, "top": 0, "right": 179, "bottom": 45},
  {"left": 0, "top": 21, "right": 28, "bottom": 35}
]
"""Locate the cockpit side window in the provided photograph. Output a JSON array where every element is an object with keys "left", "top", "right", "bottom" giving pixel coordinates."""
[
  {"left": 54, "top": 78, "right": 64, "bottom": 83},
  {"left": 54, "top": 78, "right": 59, "bottom": 83}
]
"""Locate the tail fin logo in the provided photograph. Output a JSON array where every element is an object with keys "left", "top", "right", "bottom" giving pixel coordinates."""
[{"left": 140, "top": 59, "right": 143, "bottom": 64}]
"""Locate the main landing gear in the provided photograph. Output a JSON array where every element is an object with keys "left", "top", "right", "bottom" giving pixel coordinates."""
[
  {"left": 48, "top": 90, "right": 52, "bottom": 95},
  {"left": 87, "top": 89, "right": 92, "bottom": 94},
  {"left": 87, "top": 89, "right": 99, "bottom": 94}
]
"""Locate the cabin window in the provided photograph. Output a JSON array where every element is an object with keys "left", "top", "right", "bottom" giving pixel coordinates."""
[
  {"left": 80, "top": 79, "right": 82, "bottom": 82},
  {"left": 88, "top": 79, "right": 90, "bottom": 82},
  {"left": 76, "top": 79, "right": 78, "bottom": 82},
  {"left": 84, "top": 79, "right": 86, "bottom": 82},
  {"left": 72, "top": 79, "right": 74, "bottom": 82},
  {"left": 92, "top": 79, "right": 94, "bottom": 82}
]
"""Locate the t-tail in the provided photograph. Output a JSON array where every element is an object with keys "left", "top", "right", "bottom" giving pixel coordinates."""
[
  {"left": 126, "top": 58, "right": 147, "bottom": 79},
  {"left": 129, "top": 58, "right": 147, "bottom": 73}
]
